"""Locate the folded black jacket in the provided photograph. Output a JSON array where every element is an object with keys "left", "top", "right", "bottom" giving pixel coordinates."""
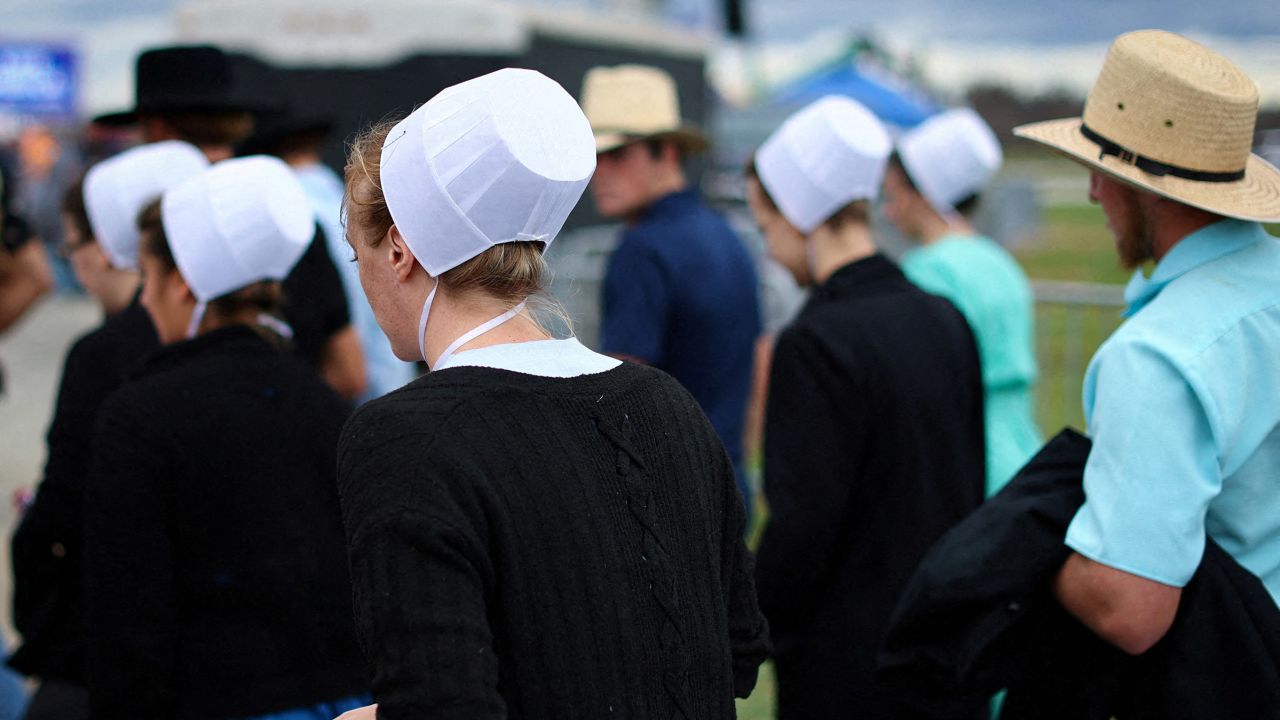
[{"left": 878, "top": 428, "right": 1280, "bottom": 720}]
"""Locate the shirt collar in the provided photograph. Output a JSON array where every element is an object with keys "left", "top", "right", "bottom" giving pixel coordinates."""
[{"left": 1123, "top": 219, "right": 1269, "bottom": 317}]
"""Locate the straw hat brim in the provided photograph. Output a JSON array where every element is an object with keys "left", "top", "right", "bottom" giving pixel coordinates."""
[
  {"left": 594, "top": 124, "right": 710, "bottom": 155},
  {"left": 1015, "top": 118, "right": 1280, "bottom": 223}
]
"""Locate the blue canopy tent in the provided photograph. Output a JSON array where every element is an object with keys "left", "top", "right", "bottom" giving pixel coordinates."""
[{"left": 771, "top": 61, "right": 938, "bottom": 129}]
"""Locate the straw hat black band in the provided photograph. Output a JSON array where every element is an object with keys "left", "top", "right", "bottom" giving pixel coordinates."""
[{"left": 1080, "top": 124, "right": 1246, "bottom": 183}]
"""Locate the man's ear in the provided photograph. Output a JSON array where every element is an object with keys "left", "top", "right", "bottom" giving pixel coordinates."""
[{"left": 386, "top": 225, "right": 418, "bottom": 283}]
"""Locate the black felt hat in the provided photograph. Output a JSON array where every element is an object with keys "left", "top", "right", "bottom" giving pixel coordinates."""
[{"left": 93, "top": 45, "right": 260, "bottom": 126}]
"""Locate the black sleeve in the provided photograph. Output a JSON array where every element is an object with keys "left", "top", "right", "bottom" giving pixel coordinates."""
[
  {"left": 282, "top": 224, "right": 351, "bottom": 368},
  {"left": 338, "top": 404, "right": 506, "bottom": 720},
  {"left": 11, "top": 335, "right": 113, "bottom": 670},
  {"left": 83, "top": 392, "right": 179, "bottom": 718},
  {"left": 719, "top": 449, "right": 770, "bottom": 697},
  {"left": 754, "top": 326, "right": 865, "bottom": 638}
]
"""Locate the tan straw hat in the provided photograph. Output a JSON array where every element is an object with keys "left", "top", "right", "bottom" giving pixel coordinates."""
[
  {"left": 1014, "top": 29, "right": 1280, "bottom": 223},
  {"left": 581, "top": 64, "right": 709, "bottom": 154}
]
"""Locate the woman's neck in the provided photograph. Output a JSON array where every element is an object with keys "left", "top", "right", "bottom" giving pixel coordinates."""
[
  {"left": 808, "top": 222, "right": 877, "bottom": 286},
  {"left": 422, "top": 289, "right": 550, "bottom": 368}
]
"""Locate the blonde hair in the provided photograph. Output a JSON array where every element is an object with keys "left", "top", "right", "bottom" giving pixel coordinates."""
[{"left": 344, "top": 118, "right": 572, "bottom": 332}]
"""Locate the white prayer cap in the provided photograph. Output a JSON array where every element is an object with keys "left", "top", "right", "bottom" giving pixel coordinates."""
[
  {"left": 161, "top": 155, "right": 313, "bottom": 302},
  {"left": 897, "top": 107, "right": 1003, "bottom": 215},
  {"left": 380, "top": 67, "right": 596, "bottom": 277},
  {"left": 754, "top": 96, "right": 891, "bottom": 234},
  {"left": 82, "top": 140, "right": 209, "bottom": 269}
]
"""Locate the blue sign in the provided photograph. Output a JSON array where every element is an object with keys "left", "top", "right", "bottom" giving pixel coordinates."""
[{"left": 0, "top": 44, "right": 78, "bottom": 119}]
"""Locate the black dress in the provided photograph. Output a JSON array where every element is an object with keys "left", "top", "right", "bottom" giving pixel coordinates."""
[
  {"left": 338, "top": 362, "right": 770, "bottom": 719},
  {"left": 10, "top": 299, "right": 157, "bottom": 684},
  {"left": 83, "top": 325, "right": 367, "bottom": 719},
  {"left": 755, "top": 255, "right": 986, "bottom": 719}
]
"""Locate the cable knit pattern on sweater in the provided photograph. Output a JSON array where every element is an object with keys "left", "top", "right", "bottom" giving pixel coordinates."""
[{"left": 338, "top": 363, "right": 769, "bottom": 720}]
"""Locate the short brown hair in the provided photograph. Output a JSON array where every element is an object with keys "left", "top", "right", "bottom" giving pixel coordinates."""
[
  {"left": 744, "top": 156, "right": 870, "bottom": 231},
  {"left": 146, "top": 110, "right": 255, "bottom": 148},
  {"left": 343, "top": 118, "right": 547, "bottom": 304},
  {"left": 61, "top": 175, "right": 93, "bottom": 244}
]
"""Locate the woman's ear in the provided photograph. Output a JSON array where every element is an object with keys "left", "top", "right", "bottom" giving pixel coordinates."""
[
  {"left": 386, "top": 225, "right": 418, "bottom": 283},
  {"left": 164, "top": 267, "right": 195, "bottom": 306}
]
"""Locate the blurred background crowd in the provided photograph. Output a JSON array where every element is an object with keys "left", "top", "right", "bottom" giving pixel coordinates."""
[{"left": 1, "top": 1, "right": 1278, "bottom": 717}]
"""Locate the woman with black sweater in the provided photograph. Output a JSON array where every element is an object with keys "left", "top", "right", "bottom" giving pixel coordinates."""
[
  {"left": 335, "top": 69, "right": 769, "bottom": 720},
  {"left": 82, "top": 156, "right": 369, "bottom": 719}
]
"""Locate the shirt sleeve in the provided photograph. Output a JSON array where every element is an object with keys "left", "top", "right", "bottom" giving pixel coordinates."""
[
  {"left": 1065, "top": 340, "right": 1221, "bottom": 587},
  {"left": 599, "top": 234, "right": 670, "bottom": 364},
  {"left": 338, "top": 407, "right": 505, "bottom": 720},
  {"left": 754, "top": 326, "right": 863, "bottom": 636},
  {"left": 84, "top": 393, "right": 180, "bottom": 718}
]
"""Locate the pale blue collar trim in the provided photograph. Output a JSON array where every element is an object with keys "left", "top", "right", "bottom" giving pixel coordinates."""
[
  {"left": 1122, "top": 219, "right": 1268, "bottom": 317},
  {"left": 439, "top": 337, "right": 621, "bottom": 378}
]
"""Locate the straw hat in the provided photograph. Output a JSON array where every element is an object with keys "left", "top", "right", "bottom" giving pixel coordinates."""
[
  {"left": 581, "top": 64, "right": 709, "bottom": 154},
  {"left": 1014, "top": 30, "right": 1280, "bottom": 223}
]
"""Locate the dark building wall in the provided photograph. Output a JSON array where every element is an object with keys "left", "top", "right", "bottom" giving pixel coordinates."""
[{"left": 230, "top": 35, "right": 706, "bottom": 231}]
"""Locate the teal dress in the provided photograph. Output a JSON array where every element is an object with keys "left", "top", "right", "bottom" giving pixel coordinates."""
[{"left": 902, "top": 233, "right": 1042, "bottom": 494}]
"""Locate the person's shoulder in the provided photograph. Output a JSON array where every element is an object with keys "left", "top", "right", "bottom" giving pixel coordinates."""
[{"left": 340, "top": 371, "right": 490, "bottom": 453}]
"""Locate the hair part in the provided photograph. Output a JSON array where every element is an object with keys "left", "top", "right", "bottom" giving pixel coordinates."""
[{"left": 744, "top": 155, "right": 870, "bottom": 232}]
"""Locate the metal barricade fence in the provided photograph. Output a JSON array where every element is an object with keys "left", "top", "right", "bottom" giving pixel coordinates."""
[{"left": 1031, "top": 280, "right": 1127, "bottom": 433}]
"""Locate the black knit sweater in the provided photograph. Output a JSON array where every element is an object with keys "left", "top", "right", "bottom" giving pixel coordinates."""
[
  {"left": 338, "top": 362, "right": 769, "bottom": 719},
  {"left": 84, "top": 326, "right": 368, "bottom": 719}
]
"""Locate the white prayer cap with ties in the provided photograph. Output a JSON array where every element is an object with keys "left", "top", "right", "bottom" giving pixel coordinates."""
[
  {"left": 898, "top": 107, "right": 1003, "bottom": 216},
  {"left": 82, "top": 140, "right": 209, "bottom": 270},
  {"left": 379, "top": 67, "right": 597, "bottom": 277},
  {"left": 161, "top": 155, "right": 314, "bottom": 303},
  {"left": 754, "top": 95, "right": 892, "bottom": 234}
]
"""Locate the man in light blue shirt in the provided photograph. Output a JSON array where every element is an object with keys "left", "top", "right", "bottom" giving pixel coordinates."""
[{"left": 1015, "top": 29, "right": 1280, "bottom": 656}]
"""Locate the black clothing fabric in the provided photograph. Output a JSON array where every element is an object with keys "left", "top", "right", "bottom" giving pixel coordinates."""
[
  {"left": 755, "top": 254, "right": 986, "bottom": 720},
  {"left": 878, "top": 429, "right": 1280, "bottom": 720},
  {"left": 83, "top": 326, "right": 366, "bottom": 719},
  {"left": 338, "top": 363, "right": 770, "bottom": 720},
  {"left": 282, "top": 224, "right": 350, "bottom": 369},
  {"left": 23, "top": 678, "right": 89, "bottom": 720},
  {"left": 9, "top": 299, "right": 158, "bottom": 683}
]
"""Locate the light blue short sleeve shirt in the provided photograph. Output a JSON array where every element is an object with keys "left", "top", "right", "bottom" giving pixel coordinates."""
[{"left": 1065, "top": 220, "right": 1280, "bottom": 604}]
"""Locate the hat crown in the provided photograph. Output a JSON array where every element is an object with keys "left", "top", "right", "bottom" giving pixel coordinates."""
[
  {"left": 162, "top": 155, "right": 314, "bottom": 301},
  {"left": 1083, "top": 30, "right": 1258, "bottom": 174},
  {"left": 581, "top": 64, "right": 682, "bottom": 136},
  {"left": 381, "top": 68, "right": 596, "bottom": 276},
  {"left": 83, "top": 141, "right": 209, "bottom": 270},
  {"left": 755, "top": 95, "right": 891, "bottom": 234}
]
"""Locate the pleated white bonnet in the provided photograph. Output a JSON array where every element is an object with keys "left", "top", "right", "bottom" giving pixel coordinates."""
[
  {"left": 160, "top": 155, "right": 314, "bottom": 301},
  {"left": 754, "top": 96, "right": 891, "bottom": 234},
  {"left": 83, "top": 140, "right": 209, "bottom": 269},
  {"left": 379, "top": 68, "right": 597, "bottom": 276}
]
